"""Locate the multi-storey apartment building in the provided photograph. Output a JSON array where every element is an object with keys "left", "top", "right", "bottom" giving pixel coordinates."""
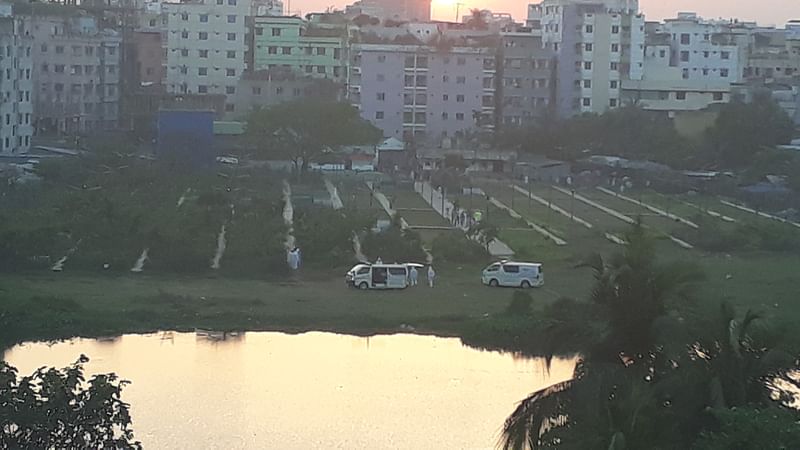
[
  {"left": 346, "top": 0, "right": 431, "bottom": 22},
  {"left": 31, "top": 15, "right": 121, "bottom": 134},
  {"left": 533, "top": 0, "right": 645, "bottom": 117},
  {"left": 499, "top": 29, "right": 555, "bottom": 127},
  {"left": 655, "top": 13, "right": 741, "bottom": 83},
  {"left": 162, "top": 0, "right": 250, "bottom": 113},
  {"left": 0, "top": 6, "right": 33, "bottom": 154},
  {"left": 232, "top": 67, "right": 338, "bottom": 117},
  {"left": 251, "top": 16, "right": 349, "bottom": 83},
  {"left": 350, "top": 43, "right": 497, "bottom": 144}
]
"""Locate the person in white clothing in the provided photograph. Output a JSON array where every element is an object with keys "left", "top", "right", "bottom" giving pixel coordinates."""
[
  {"left": 409, "top": 266, "right": 418, "bottom": 286},
  {"left": 427, "top": 266, "right": 436, "bottom": 288}
]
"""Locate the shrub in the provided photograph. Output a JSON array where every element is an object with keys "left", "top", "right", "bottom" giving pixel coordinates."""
[
  {"left": 362, "top": 225, "right": 427, "bottom": 263},
  {"left": 431, "top": 232, "right": 488, "bottom": 263}
]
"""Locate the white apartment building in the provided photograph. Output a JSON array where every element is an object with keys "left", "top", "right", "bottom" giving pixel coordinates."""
[
  {"left": 533, "top": 0, "right": 645, "bottom": 117},
  {"left": 656, "top": 13, "right": 741, "bottom": 83},
  {"left": 162, "top": 0, "right": 251, "bottom": 113},
  {"left": 0, "top": 7, "right": 33, "bottom": 154},
  {"left": 622, "top": 44, "right": 730, "bottom": 114}
]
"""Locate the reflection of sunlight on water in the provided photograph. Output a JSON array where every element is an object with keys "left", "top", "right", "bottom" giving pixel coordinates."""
[
  {"left": 4, "top": 332, "right": 577, "bottom": 450},
  {"left": 771, "top": 370, "right": 800, "bottom": 409}
]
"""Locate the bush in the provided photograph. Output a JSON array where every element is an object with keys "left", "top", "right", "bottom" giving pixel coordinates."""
[
  {"left": 431, "top": 232, "right": 488, "bottom": 263},
  {"left": 293, "top": 207, "right": 375, "bottom": 269},
  {"left": 506, "top": 291, "right": 533, "bottom": 316},
  {"left": 362, "top": 225, "right": 427, "bottom": 263}
]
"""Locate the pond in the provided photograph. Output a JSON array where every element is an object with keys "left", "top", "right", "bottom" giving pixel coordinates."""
[{"left": 4, "top": 332, "right": 575, "bottom": 449}]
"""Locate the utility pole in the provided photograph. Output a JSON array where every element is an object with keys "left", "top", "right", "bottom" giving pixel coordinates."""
[{"left": 455, "top": 3, "right": 465, "bottom": 23}]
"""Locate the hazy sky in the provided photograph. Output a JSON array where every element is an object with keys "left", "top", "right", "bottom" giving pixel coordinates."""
[{"left": 290, "top": 0, "right": 798, "bottom": 27}]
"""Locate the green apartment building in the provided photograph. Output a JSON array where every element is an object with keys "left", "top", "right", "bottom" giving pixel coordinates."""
[{"left": 253, "top": 16, "right": 349, "bottom": 83}]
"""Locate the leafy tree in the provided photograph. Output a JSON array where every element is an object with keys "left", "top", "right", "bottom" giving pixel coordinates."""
[
  {"left": 692, "top": 407, "right": 800, "bottom": 450},
  {"left": 246, "top": 101, "right": 382, "bottom": 172},
  {"left": 468, "top": 221, "right": 499, "bottom": 251},
  {"left": 466, "top": 9, "right": 489, "bottom": 30},
  {"left": 705, "top": 92, "right": 794, "bottom": 168},
  {"left": 0, "top": 356, "right": 140, "bottom": 449}
]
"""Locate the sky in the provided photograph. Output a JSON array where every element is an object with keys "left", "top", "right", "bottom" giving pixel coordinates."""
[{"left": 289, "top": 0, "right": 799, "bottom": 27}]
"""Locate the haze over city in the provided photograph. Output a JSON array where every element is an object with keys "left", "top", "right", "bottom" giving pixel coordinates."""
[{"left": 290, "top": 0, "right": 798, "bottom": 25}]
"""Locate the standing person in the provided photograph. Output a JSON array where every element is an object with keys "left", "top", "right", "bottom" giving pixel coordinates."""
[
  {"left": 427, "top": 265, "right": 436, "bottom": 288},
  {"left": 376, "top": 257, "right": 383, "bottom": 264},
  {"left": 409, "top": 266, "right": 418, "bottom": 286}
]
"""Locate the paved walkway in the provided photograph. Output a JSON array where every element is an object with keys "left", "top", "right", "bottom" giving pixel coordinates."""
[
  {"left": 597, "top": 186, "right": 698, "bottom": 229},
  {"left": 368, "top": 182, "right": 430, "bottom": 262},
  {"left": 512, "top": 184, "right": 593, "bottom": 229},
  {"left": 488, "top": 197, "right": 567, "bottom": 246},
  {"left": 323, "top": 178, "right": 344, "bottom": 210},
  {"left": 415, "top": 181, "right": 514, "bottom": 258}
]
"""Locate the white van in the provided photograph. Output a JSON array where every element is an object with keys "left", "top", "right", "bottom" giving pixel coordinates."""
[
  {"left": 482, "top": 261, "right": 544, "bottom": 288},
  {"left": 346, "top": 264, "right": 409, "bottom": 290}
]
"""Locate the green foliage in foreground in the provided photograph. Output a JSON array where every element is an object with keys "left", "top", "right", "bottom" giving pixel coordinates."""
[
  {"left": 498, "top": 224, "right": 800, "bottom": 450},
  {"left": 0, "top": 356, "right": 140, "bottom": 449}
]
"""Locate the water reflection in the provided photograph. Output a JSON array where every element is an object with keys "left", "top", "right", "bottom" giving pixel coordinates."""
[{"left": 4, "top": 332, "right": 576, "bottom": 450}]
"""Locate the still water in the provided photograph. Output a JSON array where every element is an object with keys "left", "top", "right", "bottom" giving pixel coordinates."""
[{"left": 4, "top": 332, "right": 575, "bottom": 449}]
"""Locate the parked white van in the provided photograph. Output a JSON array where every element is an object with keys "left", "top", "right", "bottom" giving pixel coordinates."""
[
  {"left": 481, "top": 261, "right": 544, "bottom": 288},
  {"left": 346, "top": 264, "right": 409, "bottom": 290}
]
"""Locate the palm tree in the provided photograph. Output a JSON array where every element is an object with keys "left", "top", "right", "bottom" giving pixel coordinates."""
[{"left": 500, "top": 223, "right": 705, "bottom": 449}]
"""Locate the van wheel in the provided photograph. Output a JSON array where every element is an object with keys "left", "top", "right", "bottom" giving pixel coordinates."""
[
  {"left": 358, "top": 282, "right": 369, "bottom": 290},
  {"left": 521, "top": 280, "right": 532, "bottom": 289},
  {"left": 489, "top": 279, "right": 499, "bottom": 287}
]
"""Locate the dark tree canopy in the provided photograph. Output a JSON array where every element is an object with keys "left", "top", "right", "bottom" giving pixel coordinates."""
[
  {"left": 246, "top": 101, "right": 382, "bottom": 171},
  {"left": 705, "top": 92, "right": 795, "bottom": 168},
  {"left": 0, "top": 356, "right": 141, "bottom": 449}
]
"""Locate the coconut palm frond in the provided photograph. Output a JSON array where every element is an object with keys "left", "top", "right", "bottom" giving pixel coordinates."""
[{"left": 501, "top": 380, "right": 574, "bottom": 450}]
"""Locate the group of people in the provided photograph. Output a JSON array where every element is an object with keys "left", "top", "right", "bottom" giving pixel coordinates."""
[
  {"left": 407, "top": 265, "right": 436, "bottom": 288},
  {"left": 447, "top": 207, "right": 483, "bottom": 231}
]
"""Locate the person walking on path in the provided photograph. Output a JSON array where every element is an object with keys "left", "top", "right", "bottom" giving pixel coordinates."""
[
  {"left": 409, "top": 266, "right": 419, "bottom": 286},
  {"left": 427, "top": 265, "right": 436, "bottom": 288}
]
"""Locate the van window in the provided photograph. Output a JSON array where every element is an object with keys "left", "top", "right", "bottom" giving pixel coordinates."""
[
  {"left": 357, "top": 267, "right": 370, "bottom": 275},
  {"left": 503, "top": 265, "right": 520, "bottom": 273},
  {"left": 388, "top": 268, "right": 407, "bottom": 276},
  {"left": 486, "top": 264, "right": 500, "bottom": 272}
]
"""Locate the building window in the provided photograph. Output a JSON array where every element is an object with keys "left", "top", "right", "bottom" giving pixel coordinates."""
[
  {"left": 377, "top": 55, "right": 386, "bottom": 63},
  {"left": 442, "top": 94, "right": 449, "bottom": 101},
  {"left": 252, "top": 87, "right": 262, "bottom": 95},
  {"left": 680, "top": 33, "right": 690, "bottom": 45},
  {"left": 223, "top": 68, "right": 235, "bottom": 77},
  {"left": 305, "top": 66, "right": 313, "bottom": 73},
  {"left": 721, "top": 51, "right": 730, "bottom": 60},
  {"left": 256, "top": 27, "right": 263, "bottom": 36},
  {"left": 293, "top": 88, "right": 301, "bottom": 96},
  {"left": 585, "top": 43, "right": 593, "bottom": 52},
  {"left": 659, "top": 50, "right": 666, "bottom": 58},
  {"left": 375, "top": 111, "right": 384, "bottom": 120},
  {"left": 609, "top": 99, "right": 618, "bottom": 107},
  {"left": 225, "top": 104, "right": 235, "bottom": 112},
  {"left": 40, "top": 44, "right": 47, "bottom": 52},
  {"left": 682, "top": 68, "right": 689, "bottom": 79},
  {"left": 611, "top": 25, "right": 619, "bottom": 34},
  {"left": 200, "top": 14, "right": 208, "bottom": 22},
  {"left": 442, "top": 112, "right": 448, "bottom": 120},
  {"left": 610, "top": 80, "right": 618, "bottom": 89},
  {"left": 282, "top": 47, "right": 291, "bottom": 55},
  {"left": 457, "top": 57, "right": 466, "bottom": 66},
  {"left": 582, "top": 98, "right": 591, "bottom": 106},
  {"left": 720, "top": 68, "right": 729, "bottom": 78},
  {"left": 41, "top": 64, "right": 48, "bottom": 72},
  {"left": 676, "top": 92, "right": 687, "bottom": 100},
  {"left": 376, "top": 92, "right": 385, "bottom": 101},
  {"left": 227, "top": 50, "right": 236, "bottom": 59},
  {"left": 198, "top": 67, "right": 208, "bottom": 76},
  {"left": 181, "top": 31, "right": 189, "bottom": 39},
  {"left": 702, "top": 68, "right": 709, "bottom": 76},
  {"left": 456, "top": 76, "right": 466, "bottom": 84},
  {"left": 226, "top": 86, "right": 235, "bottom": 95},
  {"left": 268, "top": 46, "right": 277, "bottom": 54},
  {"left": 611, "top": 43, "right": 619, "bottom": 52},
  {"left": 703, "top": 51, "right": 710, "bottom": 58},
  {"left": 713, "top": 92, "right": 724, "bottom": 101},
  {"left": 199, "top": 32, "right": 208, "bottom": 40},
  {"left": 227, "top": 15, "right": 236, "bottom": 23},
  {"left": 198, "top": 85, "right": 208, "bottom": 93},
  {"left": 317, "top": 66, "right": 325, "bottom": 74},
  {"left": 583, "top": 80, "right": 591, "bottom": 88},
  {"left": 181, "top": 12, "right": 188, "bottom": 21},
  {"left": 456, "top": 94, "right": 465, "bottom": 103},
  {"left": 272, "top": 28, "right": 281, "bottom": 36},
  {"left": 584, "top": 61, "right": 592, "bottom": 70},
  {"left": 585, "top": 25, "right": 593, "bottom": 33},
  {"left": 456, "top": 113, "right": 464, "bottom": 121},
  {"left": 180, "top": 66, "right": 187, "bottom": 74},
  {"left": 227, "top": 0, "right": 236, "bottom": 5},
  {"left": 227, "top": 33, "right": 236, "bottom": 41},
  {"left": 55, "top": 46, "right": 64, "bottom": 54},
  {"left": 181, "top": 49, "right": 189, "bottom": 57},
  {"left": 680, "top": 51, "right": 689, "bottom": 62},
  {"left": 54, "top": 64, "right": 64, "bottom": 73},
  {"left": 199, "top": 49, "right": 209, "bottom": 58}
]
